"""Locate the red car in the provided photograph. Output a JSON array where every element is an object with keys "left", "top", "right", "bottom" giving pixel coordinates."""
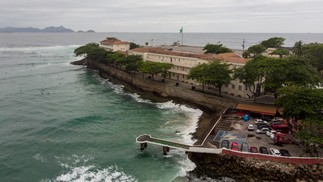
[
  {"left": 231, "top": 142, "right": 239, "bottom": 151},
  {"left": 250, "top": 146, "right": 258, "bottom": 153}
]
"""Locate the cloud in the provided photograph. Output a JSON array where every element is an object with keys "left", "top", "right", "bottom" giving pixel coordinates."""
[{"left": 0, "top": 0, "right": 322, "bottom": 32}]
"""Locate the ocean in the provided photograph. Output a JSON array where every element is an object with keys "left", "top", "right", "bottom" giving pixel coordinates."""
[{"left": 0, "top": 32, "right": 322, "bottom": 182}]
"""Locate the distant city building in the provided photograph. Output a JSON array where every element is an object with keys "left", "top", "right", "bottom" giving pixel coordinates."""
[
  {"left": 100, "top": 38, "right": 130, "bottom": 52},
  {"left": 129, "top": 47, "right": 253, "bottom": 98}
]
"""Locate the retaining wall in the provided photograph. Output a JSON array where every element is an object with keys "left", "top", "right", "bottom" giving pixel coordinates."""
[{"left": 87, "top": 60, "right": 237, "bottom": 111}]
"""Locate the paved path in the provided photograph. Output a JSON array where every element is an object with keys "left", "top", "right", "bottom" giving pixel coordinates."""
[{"left": 136, "top": 134, "right": 191, "bottom": 150}]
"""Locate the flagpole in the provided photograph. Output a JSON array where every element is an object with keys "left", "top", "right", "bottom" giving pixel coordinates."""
[
  {"left": 180, "top": 27, "right": 183, "bottom": 45},
  {"left": 181, "top": 30, "right": 183, "bottom": 45}
]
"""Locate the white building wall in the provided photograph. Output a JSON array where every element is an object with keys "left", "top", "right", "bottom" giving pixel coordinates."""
[
  {"left": 129, "top": 50, "right": 254, "bottom": 98},
  {"left": 100, "top": 44, "right": 130, "bottom": 52}
]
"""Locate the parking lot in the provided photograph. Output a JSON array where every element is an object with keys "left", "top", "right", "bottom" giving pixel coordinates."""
[{"left": 226, "top": 117, "right": 303, "bottom": 156}]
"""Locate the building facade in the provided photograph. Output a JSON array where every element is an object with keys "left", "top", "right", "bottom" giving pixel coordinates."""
[
  {"left": 129, "top": 47, "right": 253, "bottom": 98},
  {"left": 100, "top": 38, "right": 130, "bottom": 52}
]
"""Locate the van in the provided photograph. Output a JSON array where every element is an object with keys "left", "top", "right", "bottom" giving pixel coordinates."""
[{"left": 271, "top": 124, "right": 289, "bottom": 134}]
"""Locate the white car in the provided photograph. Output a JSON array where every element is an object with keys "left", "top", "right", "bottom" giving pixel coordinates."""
[
  {"left": 254, "top": 119, "right": 263, "bottom": 124},
  {"left": 256, "top": 127, "right": 270, "bottom": 134},
  {"left": 248, "top": 124, "right": 254, "bottom": 131},
  {"left": 266, "top": 130, "right": 276, "bottom": 137},
  {"left": 269, "top": 148, "right": 281, "bottom": 156}
]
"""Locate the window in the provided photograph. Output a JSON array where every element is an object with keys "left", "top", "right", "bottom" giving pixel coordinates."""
[
  {"left": 231, "top": 84, "right": 235, "bottom": 89},
  {"left": 239, "top": 85, "right": 242, "bottom": 90}
]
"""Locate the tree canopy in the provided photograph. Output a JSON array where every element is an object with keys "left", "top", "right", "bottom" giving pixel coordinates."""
[
  {"left": 260, "top": 37, "right": 285, "bottom": 48},
  {"left": 275, "top": 85, "right": 323, "bottom": 146},
  {"left": 129, "top": 42, "right": 140, "bottom": 50},
  {"left": 247, "top": 44, "right": 266, "bottom": 57},
  {"left": 74, "top": 43, "right": 110, "bottom": 62},
  {"left": 188, "top": 61, "right": 232, "bottom": 96},
  {"left": 303, "top": 43, "right": 323, "bottom": 72},
  {"left": 203, "top": 43, "right": 232, "bottom": 54},
  {"left": 138, "top": 61, "right": 172, "bottom": 79},
  {"left": 234, "top": 56, "right": 321, "bottom": 98},
  {"left": 270, "top": 48, "right": 290, "bottom": 58}
]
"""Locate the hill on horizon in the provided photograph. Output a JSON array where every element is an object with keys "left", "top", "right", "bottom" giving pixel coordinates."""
[{"left": 0, "top": 26, "right": 93, "bottom": 33}]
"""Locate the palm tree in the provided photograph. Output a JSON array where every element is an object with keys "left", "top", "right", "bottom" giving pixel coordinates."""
[{"left": 293, "top": 41, "right": 303, "bottom": 56}]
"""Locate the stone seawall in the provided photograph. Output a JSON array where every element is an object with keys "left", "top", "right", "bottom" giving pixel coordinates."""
[
  {"left": 188, "top": 152, "right": 323, "bottom": 181},
  {"left": 87, "top": 60, "right": 237, "bottom": 112}
]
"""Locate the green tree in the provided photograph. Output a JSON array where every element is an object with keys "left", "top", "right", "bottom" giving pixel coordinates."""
[
  {"left": 260, "top": 37, "right": 285, "bottom": 48},
  {"left": 275, "top": 85, "right": 323, "bottom": 148},
  {"left": 125, "top": 61, "right": 143, "bottom": 73},
  {"left": 203, "top": 43, "right": 232, "bottom": 54},
  {"left": 106, "top": 52, "right": 125, "bottom": 66},
  {"left": 270, "top": 48, "right": 290, "bottom": 58},
  {"left": 275, "top": 85, "right": 323, "bottom": 120},
  {"left": 130, "top": 42, "right": 140, "bottom": 50},
  {"left": 74, "top": 43, "right": 110, "bottom": 62},
  {"left": 188, "top": 63, "right": 209, "bottom": 91},
  {"left": 139, "top": 61, "right": 172, "bottom": 79},
  {"left": 293, "top": 40, "right": 303, "bottom": 56},
  {"left": 303, "top": 43, "right": 323, "bottom": 72},
  {"left": 242, "top": 50, "right": 251, "bottom": 58},
  {"left": 247, "top": 44, "right": 266, "bottom": 57},
  {"left": 188, "top": 62, "right": 232, "bottom": 96},
  {"left": 205, "top": 62, "right": 232, "bottom": 96},
  {"left": 234, "top": 56, "right": 321, "bottom": 98}
]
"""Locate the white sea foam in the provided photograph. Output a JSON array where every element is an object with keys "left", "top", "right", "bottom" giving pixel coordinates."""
[
  {"left": 0, "top": 45, "right": 80, "bottom": 53},
  {"left": 44, "top": 155, "right": 137, "bottom": 182},
  {"left": 156, "top": 100, "right": 202, "bottom": 145},
  {"left": 103, "top": 80, "right": 153, "bottom": 104},
  {"left": 33, "top": 153, "right": 46, "bottom": 163},
  {"left": 54, "top": 165, "right": 137, "bottom": 182}
]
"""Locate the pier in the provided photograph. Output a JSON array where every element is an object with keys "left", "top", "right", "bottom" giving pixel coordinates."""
[{"left": 136, "top": 134, "right": 222, "bottom": 155}]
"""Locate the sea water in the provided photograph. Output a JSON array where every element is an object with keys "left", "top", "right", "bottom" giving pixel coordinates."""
[{"left": 0, "top": 33, "right": 322, "bottom": 182}]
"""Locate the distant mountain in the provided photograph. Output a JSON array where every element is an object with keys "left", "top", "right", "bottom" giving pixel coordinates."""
[{"left": 0, "top": 26, "right": 75, "bottom": 33}]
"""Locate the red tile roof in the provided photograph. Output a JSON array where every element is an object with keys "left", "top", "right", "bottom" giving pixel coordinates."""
[
  {"left": 100, "top": 39, "right": 129, "bottom": 45},
  {"left": 131, "top": 47, "right": 248, "bottom": 64}
]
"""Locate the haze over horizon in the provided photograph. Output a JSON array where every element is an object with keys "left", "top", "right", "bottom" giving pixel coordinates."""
[{"left": 1, "top": 0, "right": 322, "bottom": 33}]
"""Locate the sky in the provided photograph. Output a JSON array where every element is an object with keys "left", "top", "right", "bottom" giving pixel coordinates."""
[{"left": 0, "top": 0, "right": 322, "bottom": 33}]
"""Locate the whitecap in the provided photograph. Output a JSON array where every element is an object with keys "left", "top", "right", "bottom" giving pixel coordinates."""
[{"left": 46, "top": 155, "right": 137, "bottom": 182}]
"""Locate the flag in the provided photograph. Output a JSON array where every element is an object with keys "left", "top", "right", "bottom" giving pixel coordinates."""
[{"left": 179, "top": 27, "right": 183, "bottom": 33}]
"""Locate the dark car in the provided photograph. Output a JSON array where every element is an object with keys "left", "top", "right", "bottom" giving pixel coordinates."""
[
  {"left": 259, "top": 146, "right": 269, "bottom": 154},
  {"left": 240, "top": 142, "right": 249, "bottom": 152},
  {"left": 250, "top": 146, "right": 258, "bottom": 153},
  {"left": 279, "top": 149, "right": 291, "bottom": 156},
  {"left": 257, "top": 124, "right": 270, "bottom": 129},
  {"left": 221, "top": 140, "right": 230, "bottom": 149}
]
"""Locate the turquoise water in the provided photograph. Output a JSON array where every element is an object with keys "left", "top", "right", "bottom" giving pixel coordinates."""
[{"left": 0, "top": 41, "right": 201, "bottom": 181}]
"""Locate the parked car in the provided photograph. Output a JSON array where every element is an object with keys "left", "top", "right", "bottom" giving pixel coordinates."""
[
  {"left": 247, "top": 124, "right": 254, "bottom": 131},
  {"left": 256, "top": 127, "right": 270, "bottom": 134},
  {"left": 231, "top": 142, "right": 239, "bottom": 151},
  {"left": 221, "top": 140, "right": 230, "bottom": 149},
  {"left": 240, "top": 142, "right": 249, "bottom": 152},
  {"left": 269, "top": 148, "right": 281, "bottom": 156},
  {"left": 279, "top": 149, "right": 291, "bottom": 156},
  {"left": 257, "top": 124, "right": 270, "bottom": 129},
  {"left": 259, "top": 146, "right": 269, "bottom": 154},
  {"left": 254, "top": 118, "right": 263, "bottom": 124},
  {"left": 250, "top": 146, "right": 258, "bottom": 153},
  {"left": 256, "top": 120, "right": 268, "bottom": 125},
  {"left": 266, "top": 130, "right": 277, "bottom": 137}
]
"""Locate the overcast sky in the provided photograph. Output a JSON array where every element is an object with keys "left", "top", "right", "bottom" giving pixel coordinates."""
[{"left": 1, "top": 0, "right": 322, "bottom": 33}]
